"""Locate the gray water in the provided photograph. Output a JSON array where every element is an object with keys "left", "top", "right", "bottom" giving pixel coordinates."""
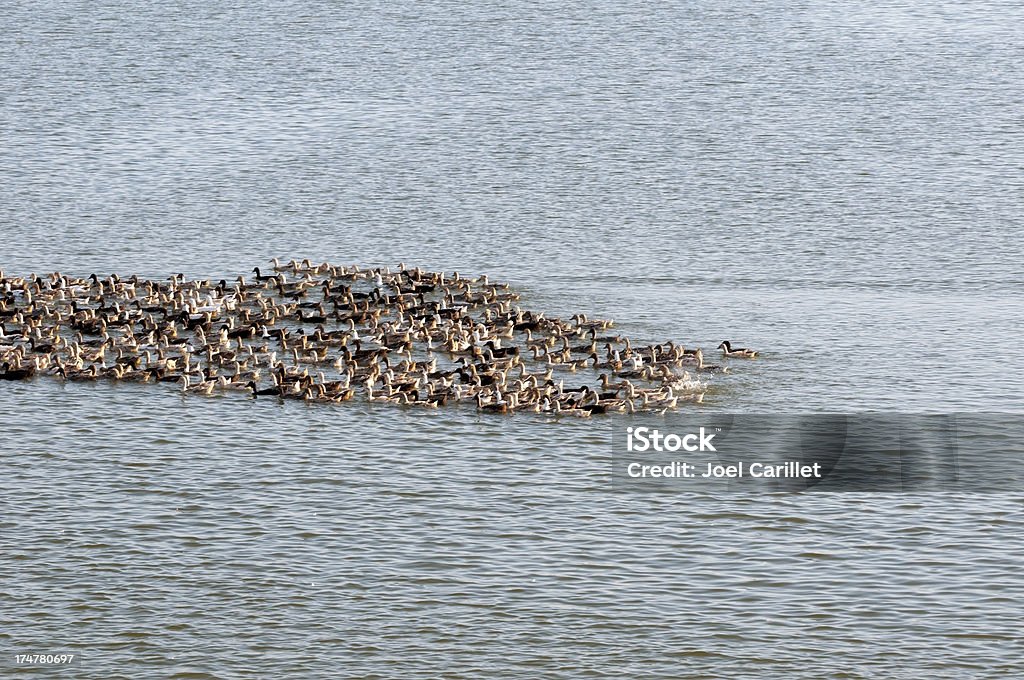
[{"left": 3, "top": 1, "right": 1023, "bottom": 677}]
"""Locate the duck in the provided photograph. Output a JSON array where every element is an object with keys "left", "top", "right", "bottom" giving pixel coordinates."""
[
  {"left": 553, "top": 399, "right": 592, "bottom": 418},
  {"left": 718, "top": 340, "right": 758, "bottom": 358},
  {"left": 246, "top": 380, "right": 282, "bottom": 398},
  {"left": 476, "top": 391, "right": 509, "bottom": 414},
  {"left": 180, "top": 375, "right": 217, "bottom": 395},
  {"left": 1, "top": 361, "right": 36, "bottom": 380},
  {"left": 252, "top": 267, "right": 277, "bottom": 282},
  {"left": 55, "top": 364, "right": 102, "bottom": 381},
  {"left": 693, "top": 349, "right": 728, "bottom": 373},
  {"left": 640, "top": 387, "right": 679, "bottom": 411}
]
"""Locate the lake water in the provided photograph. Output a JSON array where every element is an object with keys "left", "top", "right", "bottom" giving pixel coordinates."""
[{"left": 2, "top": 1, "right": 1023, "bottom": 677}]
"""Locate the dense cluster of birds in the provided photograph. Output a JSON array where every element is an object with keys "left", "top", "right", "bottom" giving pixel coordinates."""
[{"left": 0, "top": 260, "right": 758, "bottom": 416}]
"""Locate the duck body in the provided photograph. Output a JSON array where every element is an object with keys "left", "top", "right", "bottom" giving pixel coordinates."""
[
  {"left": 718, "top": 340, "right": 758, "bottom": 358},
  {"left": 246, "top": 380, "right": 282, "bottom": 398},
  {"left": 0, "top": 361, "right": 35, "bottom": 380}
]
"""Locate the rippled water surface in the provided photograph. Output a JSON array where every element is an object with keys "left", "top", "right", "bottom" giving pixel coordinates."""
[{"left": 3, "top": 1, "right": 1023, "bottom": 677}]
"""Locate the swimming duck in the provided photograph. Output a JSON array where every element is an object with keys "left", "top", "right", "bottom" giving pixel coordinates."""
[
  {"left": 180, "top": 375, "right": 217, "bottom": 395},
  {"left": 246, "top": 380, "right": 282, "bottom": 398},
  {"left": 718, "top": 340, "right": 758, "bottom": 358},
  {"left": 693, "top": 349, "right": 728, "bottom": 373},
  {"left": 476, "top": 391, "right": 509, "bottom": 414},
  {"left": 553, "top": 399, "right": 592, "bottom": 418},
  {"left": 0, "top": 361, "right": 35, "bottom": 380},
  {"left": 252, "top": 267, "right": 277, "bottom": 282}
]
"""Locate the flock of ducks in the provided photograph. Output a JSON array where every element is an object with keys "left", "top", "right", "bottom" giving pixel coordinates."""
[{"left": 0, "top": 260, "right": 758, "bottom": 417}]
